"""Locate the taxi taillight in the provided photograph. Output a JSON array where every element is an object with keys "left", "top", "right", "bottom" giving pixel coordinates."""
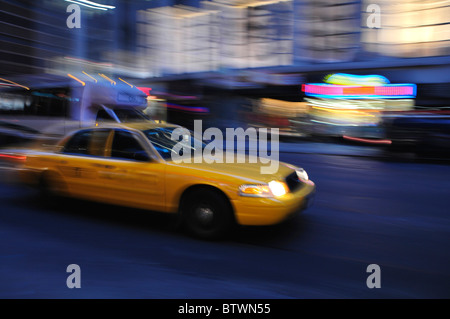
[{"left": 0, "top": 153, "right": 27, "bottom": 162}]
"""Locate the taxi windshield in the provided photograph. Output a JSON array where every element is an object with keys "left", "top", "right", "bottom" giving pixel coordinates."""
[{"left": 142, "top": 127, "right": 206, "bottom": 160}]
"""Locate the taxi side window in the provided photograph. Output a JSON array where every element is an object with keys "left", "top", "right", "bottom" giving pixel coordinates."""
[
  {"left": 62, "top": 129, "right": 110, "bottom": 156},
  {"left": 63, "top": 130, "right": 91, "bottom": 155},
  {"left": 111, "top": 130, "right": 149, "bottom": 161}
]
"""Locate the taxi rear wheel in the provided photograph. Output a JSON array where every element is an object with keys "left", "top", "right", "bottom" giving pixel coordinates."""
[
  {"left": 39, "top": 171, "right": 65, "bottom": 201},
  {"left": 182, "top": 189, "right": 233, "bottom": 240}
]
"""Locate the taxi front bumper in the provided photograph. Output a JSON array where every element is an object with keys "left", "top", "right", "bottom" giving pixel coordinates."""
[{"left": 231, "top": 181, "right": 315, "bottom": 226}]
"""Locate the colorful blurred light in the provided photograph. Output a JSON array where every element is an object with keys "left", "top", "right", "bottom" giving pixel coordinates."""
[
  {"left": 166, "top": 103, "right": 209, "bottom": 114},
  {"left": 137, "top": 87, "right": 152, "bottom": 96},
  {"left": 64, "top": 0, "right": 115, "bottom": 11},
  {"left": 324, "top": 73, "right": 390, "bottom": 86},
  {"left": 0, "top": 77, "right": 30, "bottom": 90},
  {"left": 302, "top": 83, "right": 416, "bottom": 99},
  {"left": 67, "top": 73, "right": 85, "bottom": 86}
]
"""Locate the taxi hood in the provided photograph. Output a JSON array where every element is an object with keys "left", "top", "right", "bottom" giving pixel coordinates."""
[{"left": 167, "top": 154, "right": 298, "bottom": 184}]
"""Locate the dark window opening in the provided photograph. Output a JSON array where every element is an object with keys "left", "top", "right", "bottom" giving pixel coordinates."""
[
  {"left": 62, "top": 130, "right": 91, "bottom": 155},
  {"left": 111, "top": 129, "right": 149, "bottom": 161}
]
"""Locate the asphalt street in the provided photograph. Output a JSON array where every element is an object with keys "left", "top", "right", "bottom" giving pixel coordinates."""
[{"left": 0, "top": 144, "right": 449, "bottom": 299}]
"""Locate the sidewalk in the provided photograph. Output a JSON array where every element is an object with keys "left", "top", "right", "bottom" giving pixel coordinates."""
[
  {"left": 208, "top": 118, "right": 387, "bottom": 158},
  {"left": 220, "top": 135, "right": 387, "bottom": 159},
  {"left": 277, "top": 140, "right": 386, "bottom": 158}
]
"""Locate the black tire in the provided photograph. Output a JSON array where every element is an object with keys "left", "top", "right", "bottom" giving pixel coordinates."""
[{"left": 182, "top": 188, "right": 234, "bottom": 240}]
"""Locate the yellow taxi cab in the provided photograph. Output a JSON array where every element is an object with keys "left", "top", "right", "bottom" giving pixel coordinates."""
[{"left": 17, "top": 122, "right": 315, "bottom": 239}]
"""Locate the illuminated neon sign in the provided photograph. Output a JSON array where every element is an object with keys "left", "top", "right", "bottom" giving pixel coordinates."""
[
  {"left": 302, "top": 83, "right": 417, "bottom": 99},
  {"left": 303, "top": 73, "right": 417, "bottom": 99},
  {"left": 324, "top": 73, "right": 390, "bottom": 86}
]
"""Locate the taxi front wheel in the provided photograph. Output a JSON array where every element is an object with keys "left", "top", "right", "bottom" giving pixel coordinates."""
[{"left": 182, "top": 189, "right": 233, "bottom": 240}]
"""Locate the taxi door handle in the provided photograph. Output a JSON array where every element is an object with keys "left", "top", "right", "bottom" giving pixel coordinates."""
[{"left": 91, "top": 163, "right": 116, "bottom": 169}]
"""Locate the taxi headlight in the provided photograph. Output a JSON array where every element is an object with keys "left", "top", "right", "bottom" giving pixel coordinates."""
[
  {"left": 268, "top": 181, "right": 288, "bottom": 197},
  {"left": 239, "top": 181, "right": 289, "bottom": 198}
]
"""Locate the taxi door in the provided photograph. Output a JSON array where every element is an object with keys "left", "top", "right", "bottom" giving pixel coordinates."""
[
  {"left": 56, "top": 128, "right": 113, "bottom": 201},
  {"left": 99, "top": 129, "right": 165, "bottom": 212}
]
